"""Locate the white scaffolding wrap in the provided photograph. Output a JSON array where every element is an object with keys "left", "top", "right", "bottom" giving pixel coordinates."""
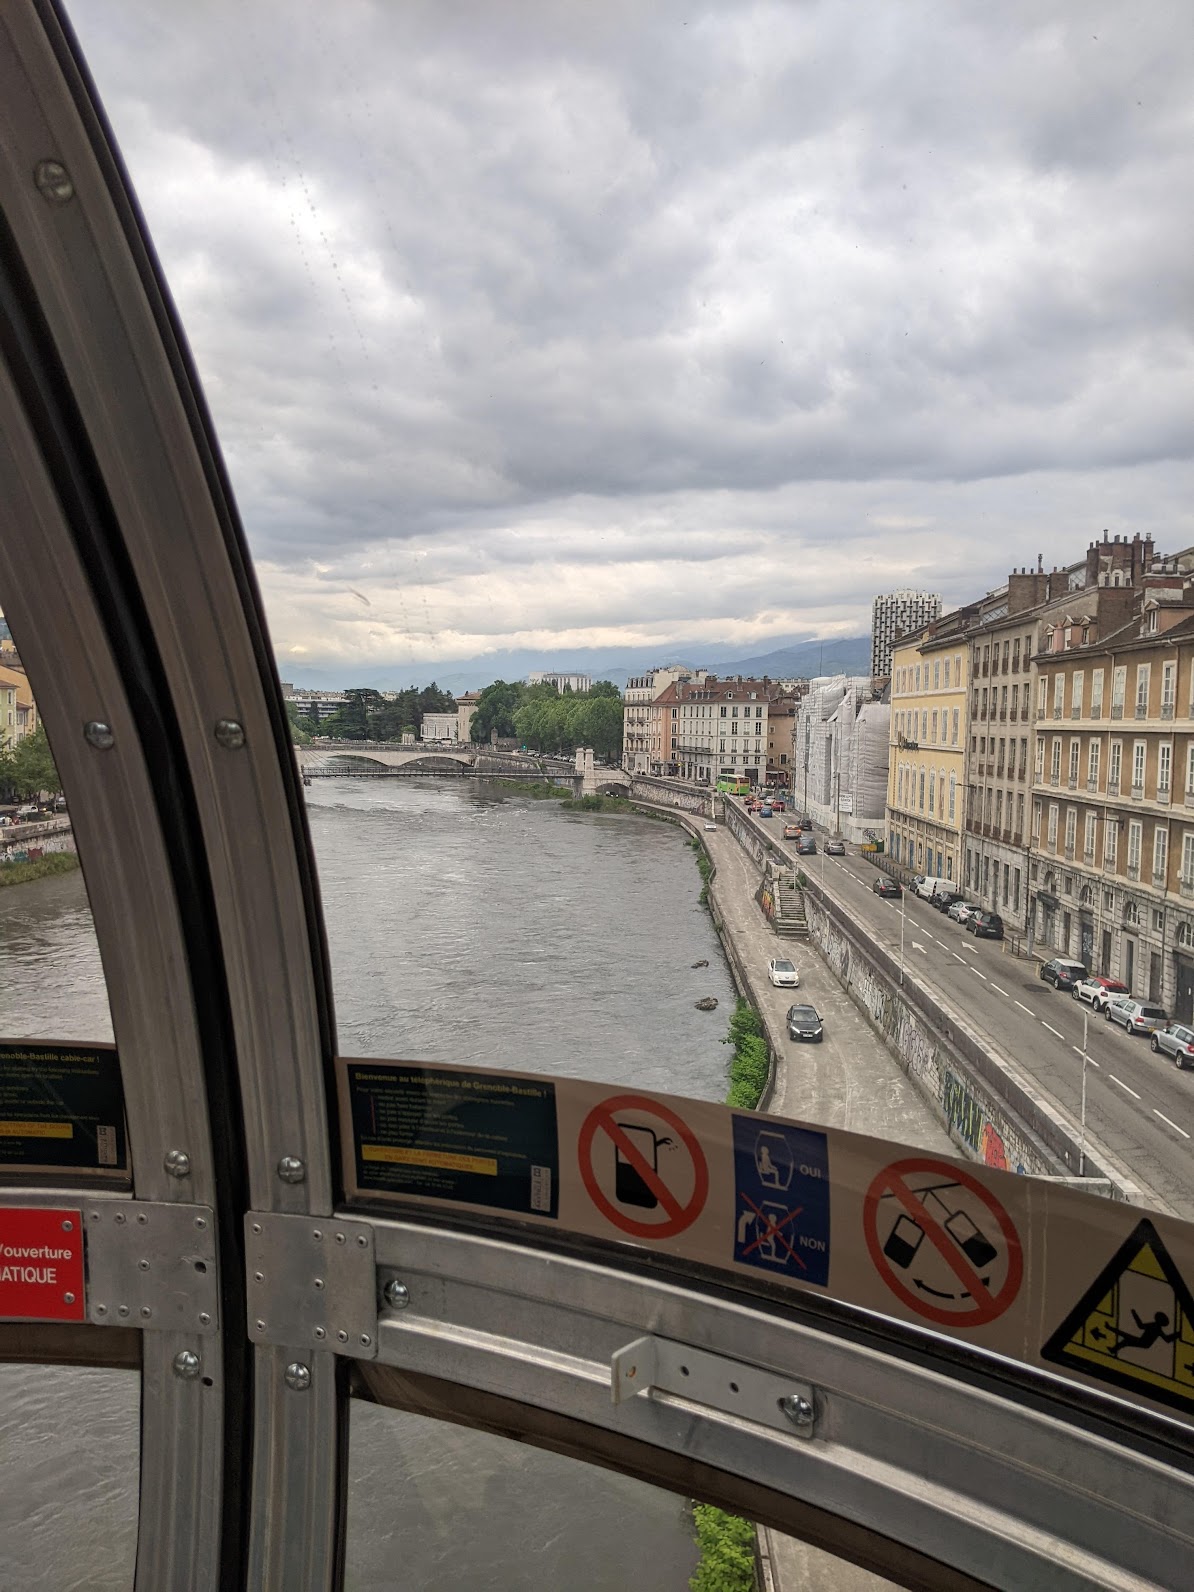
[{"left": 793, "top": 677, "right": 890, "bottom": 838}]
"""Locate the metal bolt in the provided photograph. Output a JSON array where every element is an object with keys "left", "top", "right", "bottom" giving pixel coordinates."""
[
  {"left": 164, "top": 1148, "right": 191, "bottom": 1178},
  {"left": 314, "top": 1326, "right": 326, "bottom": 1341},
  {"left": 383, "top": 1279, "right": 410, "bottom": 1310},
  {"left": 336, "top": 1329, "right": 349, "bottom": 1343},
  {"left": 214, "top": 718, "right": 246, "bottom": 749},
  {"left": 61, "top": 1219, "right": 74, "bottom": 1232},
  {"left": 312, "top": 1229, "right": 323, "bottom": 1241},
  {"left": 255, "top": 1319, "right": 266, "bottom": 1333},
  {"left": 95, "top": 1304, "right": 107, "bottom": 1316},
  {"left": 359, "top": 1334, "right": 371, "bottom": 1348},
  {"left": 335, "top": 1232, "right": 346, "bottom": 1245},
  {"left": 284, "top": 1362, "right": 312, "bottom": 1392},
  {"left": 198, "top": 1312, "right": 211, "bottom": 1326},
  {"left": 64, "top": 1292, "right": 76, "bottom": 1305},
  {"left": 356, "top": 1234, "right": 368, "bottom": 1248},
  {"left": 35, "top": 159, "right": 75, "bottom": 203},
  {"left": 253, "top": 1271, "right": 264, "bottom": 1284},
  {"left": 195, "top": 1216, "right": 207, "bottom": 1230},
  {"left": 779, "top": 1394, "right": 815, "bottom": 1431},
  {"left": 252, "top": 1223, "right": 262, "bottom": 1235},
  {"left": 138, "top": 1259, "right": 150, "bottom": 1271},
  {"left": 313, "top": 1277, "right": 325, "bottom": 1290},
  {"left": 140, "top": 1306, "right": 152, "bottom": 1319},
  {"left": 137, "top": 1213, "right": 148, "bottom": 1224},
  {"left": 173, "top": 1350, "right": 202, "bottom": 1380},
  {"left": 277, "top": 1155, "right": 306, "bottom": 1184},
  {"left": 117, "top": 1305, "right": 129, "bottom": 1318},
  {"left": 83, "top": 720, "right": 115, "bottom": 750},
  {"left": 114, "top": 1212, "right": 126, "bottom": 1224}
]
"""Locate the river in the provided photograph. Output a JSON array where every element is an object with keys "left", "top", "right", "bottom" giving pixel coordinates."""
[{"left": 1, "top": 777, "right": 738, "bottom": 1589}]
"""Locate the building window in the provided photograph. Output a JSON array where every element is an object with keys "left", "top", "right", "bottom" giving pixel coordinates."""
[
  {"left": 1047, "top": 804, "right": 1059, "bottom": 850},
  {"left": 1135, "top": 664, "right": 1151, "bottom": 717},
  {"left": 1065, "top": 808, "right": 1077, "bottom": 855},
  {"left": 1111, "top": 666, "right": 1126, "bottom": 717},
  {"left": 951, "top": 708, "right": 959, "bottom": 744},
  {"left": 1159, "top": 743, "right": 1172, "bottom": 794},
  {"left": 1104, "top": 819, "right": 1118, "bottom": 868},
  {"left": 928, "top": 772, "right": 936, "bottom": 815},
  {"left": 1032, "top": 801, "right": 1042, "bottom": 846},
  {"left": 1091, "top": 668, "right": 1104, "bottom": 716},
  {"left": 1053, "top": 674, "right": 1064, "bottom": 715},
  {"left": 919, "top": 770, "right": 925, "bottom": 810},
  {"left": 1127, "top": 820, "right": 1142, "bottom": 877},
  {"left": 1109, "top": 740, "right": 1123, "bottom": 791},
  {"left": 931, "top": 710, "right": 938, "bottom": 743},
  {"left": 1038, "top": 677, "right": 1047, "bottom": 713},
  {"left": 1154, "top": 827, "right": 1169, "bottom": 883},
  {"left": 1035, "top": 739, "right": 1045, "bottom": 779},
  {"left": 1069, "top": 739, "right": 1080, "bottom": 784},
  {"left": 1162, "top": 661, "right": 1176, "bottom": 715},
  {"left": 949, "top": 772, "right": 956, "bottom": 821},
  {"left": 1132, "top": 741, "right": 1146, "bottom": 791},
  {"left": 1051, "top": 738, "right": 1061, "bottom": 781},
  {"left": 944, "top": 658, "right": 951, "bottom": 687},
  {"left": 1072, "top": 671, "right": 1084, "bottom": 717},
  {"left": 1088, "top": 739, "right": 1100, "bottom": 786},
  {"left": 934, "top": 660, "right": 940, "bottom": 689},
  {"left": 1183, "top": 831, "right": 1194, "bottom": 885},
  {"left": 1085, "top": 812, "right": 1097, "bottom": 860}
]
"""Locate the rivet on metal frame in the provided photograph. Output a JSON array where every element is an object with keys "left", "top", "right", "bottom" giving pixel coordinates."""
[
  {"left": 83, "top": 720, "right": 115, "bottom": 750},
  {"left": 277, "top": 1155, "right": 306, "bottom": 1184},
  {"left": 34, "top": 159, "right": 74, "bottom": 203},
  {"left": 383, "top": 1279, "right": 410, "bottom": 1310},
  {"left": 172, "top": 1350, "right": 201, "bottom": 1380},
  {"left": 778, "top": 1393, "right": 816, "bottom": 1432},
  {"left": 164, "top": 1148, "right": 192, "bottom": 1178},
  {"left": 213, "top": 718, "right": 246, "bottom": 749},
  {"left": 284, "top": 1362, "right": 312, "bottom": 1392}
]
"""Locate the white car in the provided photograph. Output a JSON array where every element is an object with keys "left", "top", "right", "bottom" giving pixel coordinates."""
[
  {"left": 768, "top": 958, "right": 800, "bottom": 988},
  {"left": 1072, "top": 976, "right": 1129, "bottom": 1011}
]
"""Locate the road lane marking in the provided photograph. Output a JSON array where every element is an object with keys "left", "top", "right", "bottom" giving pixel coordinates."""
[
  {"left": 991, "top": 983, "right": 1009, "bottom": 997},
  {"left": 1109, "top": 1074, "right": 1141, "bottom": 1099},
  {"left": 1153, "top": 1110, "right": 1191, "bottom": 1140},
  {"left": 953, "top": 952, "right": 966, "bottom": 963},
  {"left": 1071, "top": 1046, "right": 1100, "bottom": 1068},
  {"left": 1042, "top": 1021, "right": 1064, "bottom": 1040},
  {"left": 1014, "top": 1001, "right": 1035, "bottom": 1016},
  {"left": 971, "top": 968, "right": 988, "bottom": 980}
]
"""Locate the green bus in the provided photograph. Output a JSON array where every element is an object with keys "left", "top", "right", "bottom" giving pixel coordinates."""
[{"left": 716, "top": 778, "right": 751, "bottom": 795}]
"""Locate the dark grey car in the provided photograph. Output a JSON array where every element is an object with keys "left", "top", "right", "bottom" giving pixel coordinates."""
[
  {"left": 787, "top": 1004, "right": 824, "bottom": 1043},
  {"left": 1151, "top": 1023, "right": 1194, "bottom": 1069}
]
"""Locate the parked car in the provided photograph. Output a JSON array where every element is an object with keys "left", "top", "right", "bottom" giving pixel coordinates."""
[
  {"left": 786, "top": 1003, "right": 824, "bottom": 1043},
  {"left": 872, "top": 877, "right": 902, "bottom": 898},
  {"left": 947, "top": 901, "right": 979, "bottom": 924},
  {"left": 768, "top": 957, "right": 800, "bottom": 988},
  {"left": 1039, "top": 958, "right": 1089, "bottom": 992},
  {"left": 930, "top": 889, "right": 963, "bottom": 912},
  {"left": 702, "top": 821, "right": 717, "bottom": 832},
  {"left": 15, "top": 803, "right": 39, "bottom": 820},
  {"left": 1151, "top": 1023, "right": 1194, "bottom": 1069},
  {"left": 1105, "top": 998, "right": 1169, "bottom": 1035},
  {"left": 825, "top": 839, "right": 846, "bottom": 856},
  {"left": 914, "top": 876, "right": 951, "bottom": 902},
  {"left": 796, "top": 838, "right": 817, "bottom": 855},
  {"left": 1072, "top": 976, "right": 1129, "bottom": 1010},
  {"left": 968, "top": 910, "right": 1004, "bottom": 940},
  {"left": 783, "top": 824, "right": 800, "bottom": 839}
]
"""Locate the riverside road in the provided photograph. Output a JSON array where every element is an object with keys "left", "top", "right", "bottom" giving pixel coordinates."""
[{"left": 760, "top": 810, "right": 1194, "bottom": 1222}]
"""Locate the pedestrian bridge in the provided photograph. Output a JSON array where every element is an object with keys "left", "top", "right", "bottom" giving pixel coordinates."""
[{"left": 298, "top": 743, "right": 576, "bottom": 778}]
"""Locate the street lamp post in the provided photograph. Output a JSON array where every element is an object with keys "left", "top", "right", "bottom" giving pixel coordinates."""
[
  {"left": 1079, "top": 1008, "right": 1089, "bottom": 1176},
  {"left": 899, "top": 888, "right": 907, "bottom": 986}
]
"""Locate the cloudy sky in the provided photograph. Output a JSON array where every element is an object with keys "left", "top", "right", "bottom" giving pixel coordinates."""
[{"left": 69, "top": 0, "right": 1194, "bottom": 681}]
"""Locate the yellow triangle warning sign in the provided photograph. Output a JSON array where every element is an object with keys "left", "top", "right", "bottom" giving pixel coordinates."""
[{"left": 1042, "top": 1218, "right": 1194, "bottom": 1417}]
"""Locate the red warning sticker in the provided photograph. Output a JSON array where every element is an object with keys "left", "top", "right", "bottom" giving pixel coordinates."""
[
  {"left": 0, "top": 1206, "right": 84, "bottom": 1322},
  {"left": 863, "top": 1158, "right": 1022, "bottom": 1328},
  {"left": 578, "top": 1093, "right": 708, "bottom": 1240}
]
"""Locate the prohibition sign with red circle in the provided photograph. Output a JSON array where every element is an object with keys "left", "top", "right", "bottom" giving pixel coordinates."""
[
  {"left": 578, "top": 1093, "right": 709, "bottom": 1240},
  {"left": 863, "top": 1157, "right": 1023, "bottom": 1328}
]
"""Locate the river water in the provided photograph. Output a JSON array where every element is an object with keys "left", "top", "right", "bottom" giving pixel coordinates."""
[{"left": 0, "top": 777, "right": 737, "bottom": 1589}]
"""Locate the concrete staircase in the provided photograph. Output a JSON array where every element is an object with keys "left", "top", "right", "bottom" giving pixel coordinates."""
[{"left": 773, "top": 875, "right": 809, "bottom": 939}]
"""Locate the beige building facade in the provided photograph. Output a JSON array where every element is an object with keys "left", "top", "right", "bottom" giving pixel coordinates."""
[{"left": 886, "top": 620, "right": 971, "bottom": 882}]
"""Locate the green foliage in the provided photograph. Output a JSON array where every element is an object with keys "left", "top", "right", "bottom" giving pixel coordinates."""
[
  {"left": 689, "top": 1504, "right": 757, "bottom": 1592},
  {"left": 559, "top": 793, "right": 633, "bottom": 812},
  {"left": 470, "top": 680, "right": 523, "bottom": 742},
  {"left": 0, "top": 726, "right": 62, "bottom": 802},
  {"left": 589, "top": 679, "right": 621, "bottom": 698},
  {"left": 513, "top": 691, "right": 623, "bottom": 759},
  {"left": 723, "top": 999, "right": 768, "bottom": 1111},
  {"left": 0, "top": 851, "right": 80, "bottom": 888},
  {"left": 317, "top": 683, "right": 456, "bottom": 741}
]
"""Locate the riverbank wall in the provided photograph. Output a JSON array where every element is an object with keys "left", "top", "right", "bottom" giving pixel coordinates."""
[{"left": 1, "top": 816, "right": 76, "bottom": 867}]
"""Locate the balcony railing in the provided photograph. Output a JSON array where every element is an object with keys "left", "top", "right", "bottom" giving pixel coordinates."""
[
  {"left": 1083, "top": 848, "right": 1096, "bottom": 865},
  {"left": 1065, "top": 844, "right": 1076, "bottom": 861},
  {"left": 1036, "top": 708, "right": 1045, "bottom": 721},
  {"left": 1153, "top": 870, "right": 1167, "bottom": 889},
  {"left": 1109, "top": 778, "right": 1121, "bottom": 796},
  {"left": 1127, "top": 863, "right": 1141, "bottom": 882},
  {"left": 1181, "top": 877, "right": 1194, "bottom": 899},
  {"left": 1131, "top": 783, "right": 1144, "bottom": 801},
  {"left": 1090, "top": 706, "right": 1102, "bottom": 720},
  {"left": 1086, "top": 776, "right": 1099, "bottom": 792},
  {"left": 1071, "top": 707, "right": 1081, "bottom": 719},
  {"left": 1050, "top": 774, "right": 1060, "bottom": 787},
  {"left": 1052, "top": 707, "right": 1062, "bottom": 720},
  {"left": 1135, "top": 703, "right": 1148, "bottom": 719},
  {"left": 1162, "top": 702, "right": 1175, "bottom": 720},
  {"left": 1111, "top": 704, "right": 1124, "bottom": 719},
  {"left": 1158, "top": 785, "right": 1171, "bottom": 805},
  {"left": 1067, "top": 775, "right": 1078, "bottom": 790}
]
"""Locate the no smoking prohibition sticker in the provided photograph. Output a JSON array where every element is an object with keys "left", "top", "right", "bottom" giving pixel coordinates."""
[
  {"left": 863, "top": 1158, "right": 1023, "bottom": 1328},
  {"left": 578, "top": 1094, "right": 709, "bottom": 1240}
]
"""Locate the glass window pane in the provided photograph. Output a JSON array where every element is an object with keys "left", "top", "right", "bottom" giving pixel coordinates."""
[
  {"left": 0, "top": 1363, "right": 139, "bottom": 1590},
  {"left": 346, "top": 1400, "right": 697, "bottom": 1591}
]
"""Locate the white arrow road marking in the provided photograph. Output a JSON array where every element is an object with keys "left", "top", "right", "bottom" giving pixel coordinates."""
[
  {"left": 1154, "top": 1110, "right": 1191, "bottom": 1140},
  {"left": 1109, "top": 1074, "right": 1141, "bottom": 1100}
]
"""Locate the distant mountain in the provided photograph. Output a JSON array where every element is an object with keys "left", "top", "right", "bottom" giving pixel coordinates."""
[
  {"left": 278, "top": 633, "right": 871, "bottom": 693},
  {"left": 708, "top": 636, "right": 871, "bottom": 681}
]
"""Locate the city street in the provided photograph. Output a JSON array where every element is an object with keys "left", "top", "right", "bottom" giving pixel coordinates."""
[{"left": 773, "top": 819, "right": 1194, "bottom": 1220}]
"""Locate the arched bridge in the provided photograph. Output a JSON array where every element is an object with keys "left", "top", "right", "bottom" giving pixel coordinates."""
[{"left": 297, "top": 742, "right": 583, "bottom": 780}]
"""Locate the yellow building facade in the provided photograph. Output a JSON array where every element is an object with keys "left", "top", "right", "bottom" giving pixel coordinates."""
[{"left": 886, "top": 622, "right": 971, "bottom": 881}]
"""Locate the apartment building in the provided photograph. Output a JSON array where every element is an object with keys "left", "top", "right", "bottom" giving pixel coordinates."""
[
  {"left": 870, "top": 590, "right": 942, "bottom": 680},
  {"left": 527, "top": 671, "right": 591, "bottom": 694},
  {"left": 0, "top": 662, "right": 38, "bottom": 743},
  {"left": 887, "top": 618, "right": 972, "bottom": 882},
  {"left": 622, "top": 665, "right": 694, "bottom": 773},
  {"left": 655, "top": 676, "right": 773, "bottom": 785},
  {"left": 1029, "top": 571, "right": 1194, "bottom": 1017}
]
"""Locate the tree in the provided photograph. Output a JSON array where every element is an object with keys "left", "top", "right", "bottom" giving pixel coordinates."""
[
  {"left": 1, "top": 726, "right": 61, "bottom": 801},
  {"left": 589, "top": 680, "right": 621, "bottom": 699},
  {"left": 320, "top": 687, "right": 381, "bottom": 740},
  {"left": 470, "top": 680, "right": 522, "bottom": 742}
]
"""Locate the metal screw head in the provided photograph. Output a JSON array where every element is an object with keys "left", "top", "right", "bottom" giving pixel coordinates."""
[
  {"left": 284, "top": 1362, "right": 312, "bottom": 1392},
  {"left": 383, "top": 1279, "right": 410, "bottom": 1310},
  {"left": 35, "top": 159, "right": 75, "bottom": 203},
  {"left": 198, "top": 1311, "right": 211, "bottom": 1326},
  {"left": 117, "top": 1304, "right": 129, "bottom": 1317},
  {"left": 779, "top": 1394, "right": 815, "bottom": 1430},
  {"left": 313, "top": 1326, "right": 326, "bottom": 1341},
  {"left": 277, "top": 1155, "right": 306, "bottom": 1184},
  {"left": 173, "top": 1350, "right": 202, "bottom": 1380},
  {"left": 164, "top": 1148, "right": 191, "bottom": 1178},
  {"left": 83, "top": 720, "right": 115, "bottom": 750},
  {"left": 214, "top": 718, "right": 246, "bottom": 749},
  {"left": 138, "top": 1259, "right": 150, "bottom": 1271},
  {"left": 64, "top": 1292, "right": 76, "bottom": 1305},
  {"left": 140, "top": 1306, "right": 152, "bottom": 1319},
  {"left": 61, "top": 1219, "right": 73, "bottom": 1232},
  {"left": 359, "top": 1334, "right": 371, "bottom": 1348}
]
